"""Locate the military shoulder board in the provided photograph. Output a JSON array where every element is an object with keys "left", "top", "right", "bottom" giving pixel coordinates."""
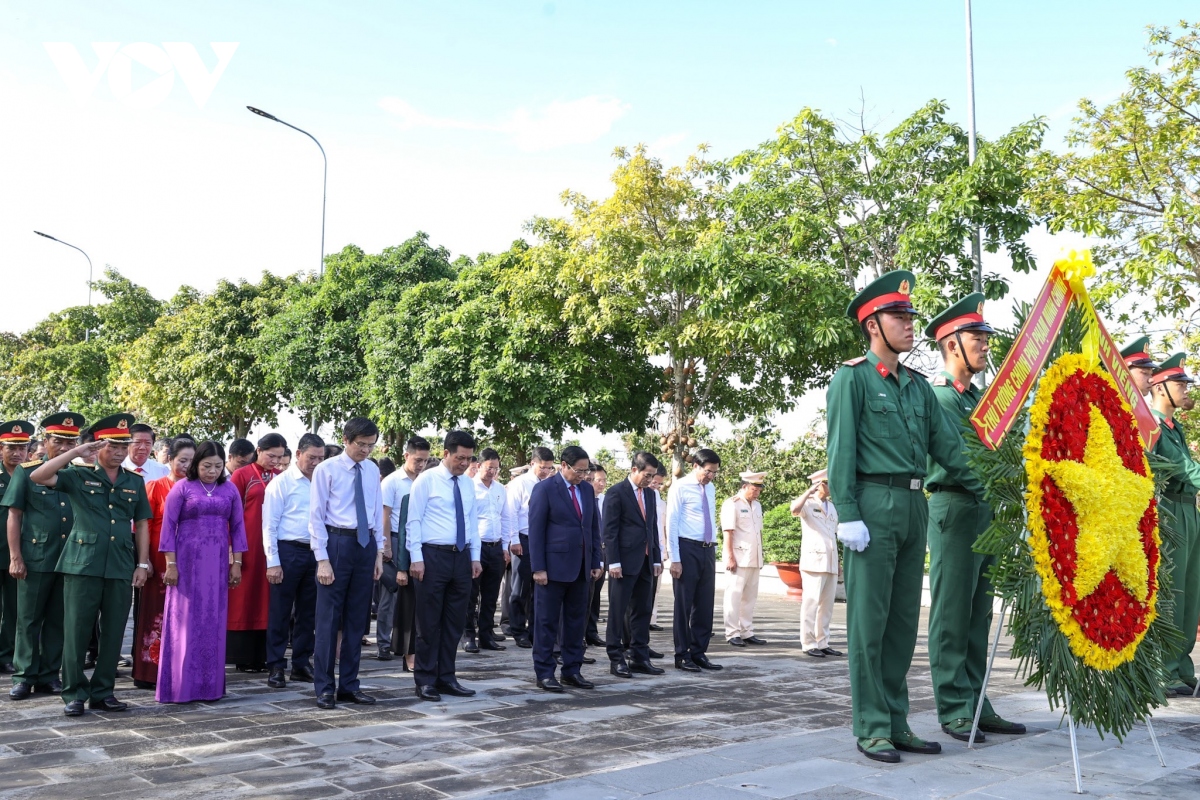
[
  {"left": 843, "top": 356, "right": 867, "bottom": 367},
  {"left": 20, "top": 459, "right": 42, "bottom": 469},
  {"left": 932, "top": 375, "right": 948, "bottom": 387}
]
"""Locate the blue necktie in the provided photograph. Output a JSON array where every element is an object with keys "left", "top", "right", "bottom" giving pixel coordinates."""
[
  {"left": 452, "top": 475, "right": 466, "bottom": 551},
  {"left": 352, "top": 463, "right": 370, "bottom": 547},
  {"left": 700, "top": 483, "right": 713, "bottom": 543}
]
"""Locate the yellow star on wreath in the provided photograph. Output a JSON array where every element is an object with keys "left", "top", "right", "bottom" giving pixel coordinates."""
[{"left": 1042, "top": 405, "right": 1155, "bottom": 602}]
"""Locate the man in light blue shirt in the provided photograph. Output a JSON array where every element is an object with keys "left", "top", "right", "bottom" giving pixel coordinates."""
[
  {"left": 464, "top": 448, "right": 514, "bottom": 653},
  {"left": 406, "top": 430, "right": 482, "bottom": 701},
  {"left": 667, "top": 448, "right": 723, "bottom": 673}
]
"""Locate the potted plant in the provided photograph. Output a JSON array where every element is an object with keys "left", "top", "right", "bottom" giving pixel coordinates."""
[{"left": 761, "top": 503, "right": 804, "bottom": 597}]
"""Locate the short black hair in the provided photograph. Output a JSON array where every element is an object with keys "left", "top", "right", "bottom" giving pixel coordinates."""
[
  {"left": 405, "top": 435, "right": 431, "bottom": 454},
  {"left": 589, "top": 462, "right": 607, "bottom": 475},
  {"left": 479, "top": 447, "right": 500, "bottom": 463},
  {"left": 257, "top": 432, "right": 287, "bottom": 451},
  {"left": 324, "top": 444, "right": 344, "bottom": 459},
  {"left": 655, "top": 464, "right": 668, "bottom": 477},
  {"left": 283, "top": 447, "right": 292, "bottom": 458},
  {"left": 343, "top": 417, "right": 379, "bottom": 444},
  {"left": 531, "top": 446, "right": 554, "bottom": 463},
  {"left": 187, "top": 441, "right": 227, "bottom": 483},
  {"left": 129, "top": 423, "right": 156, "bottom": 442},
  {"left": 693, "top": 448, "right": 721, "bottom": 467},
  {"left": 228, "top": 439, "right": 255, "bottom": 459},
  {"left": 444, "top": 429, "right": 476, "bottom": 454},
  {"left": 168, "top": 437, "right": 196, "bottom": 461},
  {"left": 425, "top": 456, "right": 441, "bottom": 468},
  {"left": 378, "top": 457, "right": 396, "bottom": 478},
  {"left": 296, "top": 432, "right": 325, "bottom": 453},
  {"left": 561, "top": 445, "right": 589, "bottom": 466},
  {"left": 631, "top": 451, "right": 661, "bottom": 472},
  {"left": 469, "top": 454, "right": 480, "bottom": 463}
]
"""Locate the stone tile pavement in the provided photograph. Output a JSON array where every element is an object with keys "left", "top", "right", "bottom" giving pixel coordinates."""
[{"left": 0, "top": 590, "right": 1197, "bottom": 798}]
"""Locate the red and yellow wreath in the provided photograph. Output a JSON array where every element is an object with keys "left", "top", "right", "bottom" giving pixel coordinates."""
[{"left": 1024, "top": 352, "right": 1160, "bottom": 671}]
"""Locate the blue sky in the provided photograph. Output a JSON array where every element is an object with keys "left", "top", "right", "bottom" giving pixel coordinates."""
[{"left": 0, "top": 1, "right": 1193, "bottom": 445}]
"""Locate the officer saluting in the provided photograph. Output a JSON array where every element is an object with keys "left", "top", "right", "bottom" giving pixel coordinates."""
[
  {"left": 3, "top": 413, "right": 86, "bottom": 699},
  {"left": 924, "top": 296, "right": 1025, "bottom": 742},
  {"left": 826, "top": 271, "right": 986, "bottom": 764},
  {"left": 30, "top": 414, "right": 152, "bottom": 717},
  {"left": 1, "top": 420, "right": 36, "bottom": 674}
]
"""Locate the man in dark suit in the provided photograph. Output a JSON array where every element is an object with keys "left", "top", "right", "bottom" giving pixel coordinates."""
[
  {"left": 603, "top": 451, "right": 665, "bottom": 678},
  {"left": 528, "top": 445, "right": 603, "bottom": 692}
]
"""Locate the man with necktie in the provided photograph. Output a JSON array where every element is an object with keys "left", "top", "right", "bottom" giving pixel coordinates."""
[
  {"left": 603, "top": 451, "right": 663, "bottom": 678},
  {"left": 406, "top": 430, "right": 482, "bottom": 702},
  {"left": 667, "top": 448, "right": 723, "bottom": 673},
  {"left": 527, "top": 445, "right": 603, "bottom": 692},
  {"left": 308, "top": 417, "right": 385, "bottom": 709}
]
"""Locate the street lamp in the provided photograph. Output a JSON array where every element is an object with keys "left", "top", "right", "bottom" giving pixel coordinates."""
[
  {"left": 965, "top": 0, "right": 983, "bottom": 295},
  {"left": 34, "top": 230, "right": 93, "bottom": 341},
  {"left": 247, "top": 106, "right": 328, "bottom": 277}
]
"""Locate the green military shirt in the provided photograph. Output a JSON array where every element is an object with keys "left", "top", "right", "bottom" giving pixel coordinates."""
[
  {"left": 925, "top": 371, "right": 983, "bottom": 489},
  {"left": 1, "top": 458, "right": 74, "bottom": 573},
  {"left": 1151, "top": 410, "right": 1200, "bottom": 497},
  {"left": 0, "top": 463, "right": 12, "bottom": 563},
  {"left": 52, "top": 463, "right": 151, "bottom": 580},
  {"left": 827, "top": 351, "right": 985, "bottom": 523}
]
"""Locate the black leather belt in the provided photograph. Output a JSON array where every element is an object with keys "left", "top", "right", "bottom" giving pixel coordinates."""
[
  {"left": 928, "top": 484, "right": 972, "bottom": 495},
  {"left": 1163, "top": 491, "right": 1198, "bottom": 503},
  {"left": 858, "top": 473, "right": 924, "bottom": 491},
  {"left": 326, "top": 525, "right": 373, "bottom": 537},
  {"left": 482, "top": 540, "right": 502, "bottom": 547},
  {"left": 680, "top": 538, "right": 717, "bottom": 548},
  {"left": 279, "top": 539, "right": 310, "bottom": 548},
  {"left": 423, "top": 543, "right": 462, "bottom": 552}
]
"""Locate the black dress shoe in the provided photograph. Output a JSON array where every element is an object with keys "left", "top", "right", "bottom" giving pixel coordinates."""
[
  {"left": 435, "top": 680, "right": 476, "bottom": 697},
  {"left": 805, "top": 648, "right": 826, "bottom": 657},
  {"left": 494, "top": 632, "right": 508, "bottom": 641},
  {"left": 316, "top": 692, "right": 337, "bottom": 709},
  {"left": 693, "top": 654, "right": 723, "bottom": 671},
  {"left": 290, "top": 666, "right": 314, "bottom": 682},
  {"left": 629, "top": 660, "right": 665, "bottom": 675},
  {"left": 581, "top": 655, "right": 596, "bottom": 665},
  {"left": 267, "top": 668, "right": 287, "bottom": 689},
  {"left": 537, "top": 676, "right": 564, "bottom": 693},
  {"left": 744, "top": 635, "right": 768, "bottom": 645},
  {"left": 38, "top": 679, "right": 63, "bottom": 695},
  {"left": 9, "top": 683, "right": 33, "bottom": 701},
  {"left": 727, "top": 637, "right": 746, "bottom": 647},
  {"left": 377, "top": 647, "right": 394, "bottom": 661},
  {"left": 514, "top": 636, "right": 532, "bottom": 649},
  {"left": 562, "top": 673, "right": 595, "bottom": 689},
  {"left": 649, "top": 623, "right": 663, "bottom": 631},
  {"left": 83, "top": 655, "right": 97, "bottom": 669},
  {"left": 415, "top": 685, "right": 441, "bottom": 702},
  {"left": 554, "top": 654, "right": 563, "bottom": 665},
  {"left": 0, "top": 662, "right": 14, "bottom": 674},
  {"left": 336, "top": 690, "right": 376, "bottom": 705},
  {"left": 892, "top": 733, "right": 941, "bottom": 755},
  {"left": 610, "top": 661, "right": 633, "bottom": 678},
  {"left": 820, "top": 647, "right": 843, "bottom": 656},
  {"left": 64, "top": 700, "right": 86, "bottom": 716},
  {"left": 675, "top": 657, "right": 701, "bottom": 672},
  {"left": 647, "top": 647, "right": 664, "bottom": 659},
  {"left": 89, "top": 696, "right": 128, "bottom": 712},
  {"left": 462, "top": 637, "right": 480, "bottom": 654},
  {"left": 117, "top": 656, "right": 132, "bottom": 667},
  {"left": 585, "top": 635, "right": 606, "bottom": 647},
  {"left": 479, "top": 639, "right": 507, "bottom": 651},
  {"left": 133, "top": 679, "right": 155, "bottom": 690}
]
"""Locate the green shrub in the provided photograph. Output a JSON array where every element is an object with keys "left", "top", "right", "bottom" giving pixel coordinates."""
[{"left": 761, "top": 502, "right": 803, "bottom": 564}]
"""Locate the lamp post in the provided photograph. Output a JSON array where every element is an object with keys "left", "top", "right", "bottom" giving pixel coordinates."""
[
  {"left": 34, "top": 230, "right": 93, "bottom": 341},
  {"left": 247, "top": 106, "right": 328, "bottom": 277},
  {"left": 965, "top": 0, "right": 983, "bottom": 295}
]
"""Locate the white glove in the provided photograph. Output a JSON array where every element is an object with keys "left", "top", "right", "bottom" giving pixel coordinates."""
[{"left": 837, "top": 521, "right": 871, "bottom": 552}]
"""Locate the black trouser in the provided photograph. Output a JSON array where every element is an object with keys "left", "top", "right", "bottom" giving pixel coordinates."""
[
  {"left": 464, "top": 541, "right": 505, "bottom": 643},
  {"left": 314, "top": 532, "right": 376, "bottom": 697},
  {"left": 413, "top": 544, "right": 471, "bottom": 687},
  {"left": 509, "top": 533, "right": 534, "bottom": 637},
  {"left": 266, "top": 540, "right": 317, "bottom": 671},
  {"left": 499, "top": 559, "right": 512, "bottom": 632},
  {"left": 533, "top": 564, "right": 588, "bottom": 680},
  {"left": 673, "top": 538, "right": 716, "bottom": 660},
  {"left": 586, "top": 560, "right": 605, "bottom": 640},
  {"left": 607, "top": 558, "right": 654, "bottom": 663}
]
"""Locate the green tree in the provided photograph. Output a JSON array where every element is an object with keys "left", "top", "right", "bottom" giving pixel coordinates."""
[
  {"left": 116, "top": 272, "right": 298, "bottom": 439},
  {"left": 256, "top": 234, "right": 456, "bottom": 436}
]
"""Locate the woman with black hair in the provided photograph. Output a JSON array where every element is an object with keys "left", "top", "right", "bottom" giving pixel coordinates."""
[{"left": 157, "top": 441, "right": 248, "bottom": 702}]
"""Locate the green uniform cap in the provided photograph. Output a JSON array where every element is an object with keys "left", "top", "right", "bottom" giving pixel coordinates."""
[
  {"left": 924, "top": 292, "right": 995, "bottom": 340},
  {"left": 1151, "top": 352, "right": 1196, "bottom": 385},
  {"left": 88, "top": 413, "right": 137, "bottom": 442},
  {"left": 1119, "top": 335, "right": 1157, "bottom": 369},
  {"left": 847, "top": 270, "right": 918, "bottom": 323},
  {"left": 0, "top": 420, "right": 36, "bottom": 445},
  {"left": 40, "top": 411, "right": 86, "bottom": 439}
]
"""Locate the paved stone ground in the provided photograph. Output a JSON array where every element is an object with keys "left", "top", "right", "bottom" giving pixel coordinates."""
[{"left": 0, "top": 590, "right": 1197, "bottom": 799}]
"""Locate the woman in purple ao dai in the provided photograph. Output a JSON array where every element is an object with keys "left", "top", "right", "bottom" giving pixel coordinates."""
[{"left": 156, "top": 441, "right": 248, "bottom": 703}]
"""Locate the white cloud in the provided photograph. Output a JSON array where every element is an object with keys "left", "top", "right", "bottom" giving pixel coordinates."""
[{"left": 377, "top": 94, "right": 630, "bottom": 151}]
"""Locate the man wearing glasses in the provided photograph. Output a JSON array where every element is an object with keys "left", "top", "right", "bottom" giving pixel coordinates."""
[{"left": 667, "top": 448, "right": 724, "bottom": 673}]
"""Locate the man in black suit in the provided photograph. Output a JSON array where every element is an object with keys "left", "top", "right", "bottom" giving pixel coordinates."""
[
  {"left": 603, "top": 451, "right": 665, "bottom": 678},
  {"left": 527, "top": 446, "right": 603, "bottom": 692}
]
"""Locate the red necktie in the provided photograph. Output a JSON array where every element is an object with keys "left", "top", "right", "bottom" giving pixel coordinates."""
[{"left": 569, "top": 485, "right": 582, "bottom": 518}]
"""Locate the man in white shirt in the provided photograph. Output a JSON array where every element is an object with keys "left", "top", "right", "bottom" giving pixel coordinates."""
[
  {"left": 649, "top": 467, "right": 668, "bottom": 630},
  {"left": 464, "top": 448, "right": 513, "bottom": 653},
  {"left": 722, "top": 471, "right": 767, "bottom": 648},
  {"left": 505, "top": 447, "right": 556, "bottom": 649},
  {"left": 585, "top": 464, "right": 608, "bottom": 647},
  {"left": 263, "top": 433, "right": 325, "bottom": 689},
  {"left": 121, "top": 424, "right": 169, "bottom": 481},
  {"left": 667, "top": 448, "right": 723, "bottom": 672},
  {"left": 406, "top": 430, "right": 482, "bottom": 701},
  {"left": 376, "top": 436, "right": 430, "bottom": 661},
  {"left": 308, "top": 418, "right": 385, "bottom": 709},
  {"left": 792, "top": 469, "right": 842, "bottom": 658}
]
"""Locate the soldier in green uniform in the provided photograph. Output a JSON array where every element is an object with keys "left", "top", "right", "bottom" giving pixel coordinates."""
[
  {"left": 1148, "top": 353, "right": 1200, "bottom": 697},
  {"left": 924, "top": 295, "right": 1026, "bottom": 741},
  {"left": 30, "top": 414, "right": 152, "bottom": 716},
  {"left": 3, "top": 413, "right": 86, "bottom": 699},
  {"left": 0, "top": 421, "right": 35, "bottom": 673},
  {"left": 826, "top": 271, "right": 988, "bottom": 764},
  {"left": 1120, "top": 336, "right": 1157, "bottom": 398}
]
